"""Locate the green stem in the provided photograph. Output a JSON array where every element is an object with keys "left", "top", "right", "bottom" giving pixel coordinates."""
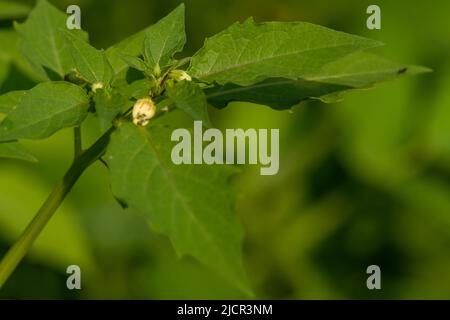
[
  {"left": 74, "top": 126, "right": 83, "bottom": 158},
  {"left": 0, "top": 127, "right": 114, "bottom": 289}
]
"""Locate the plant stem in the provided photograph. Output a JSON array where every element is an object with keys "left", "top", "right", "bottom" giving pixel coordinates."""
[
  {"left": 74, "top": 126, "right": 83, "bottom": 158},
  {"left": 0, "top": 127, "right": 114, "bottom": 289}
]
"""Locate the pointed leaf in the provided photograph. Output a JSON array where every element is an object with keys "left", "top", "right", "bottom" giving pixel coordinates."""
[
  {"left": 0, "top": 29, "right": 46, "bottom": 86},
  {"left": 0, "top": 82, "right": 89, "bottom": 141},
  {"left": 106, "top": 28, "right": 148, "bottom": 75},
  {"left": 63, "top": 31, "right": 113, "bottom": 85},
  {"left": 143, "top": 4, "right": 186, "bottom": 69},
  {"left": 117, "top": 78, "right": 154, "bottom": 99},
  {"left": 166, "top": 81, "right": 211, "bottom": 126},
  {"left": 106, "top": 123, "right": 250, "bottom": 293},
  {"left": 14, "top": 0, "right": 87, "bottom": 79},
  {"left": 190, "top": 18, "right": 382, "bottom": 86},
  {"left": 118, "top": 54, "right": 148, "bottom": 72},
  {"left": 306, "top": 51, "right": 431, "bottom": 86},
  {"left": 206, "top": 52, "right": 431, "bottom": 109}
]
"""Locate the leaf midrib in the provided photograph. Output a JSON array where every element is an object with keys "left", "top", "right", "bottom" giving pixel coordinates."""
[{"left": 194, "top": 40, "right": 370, "bottom": 80}]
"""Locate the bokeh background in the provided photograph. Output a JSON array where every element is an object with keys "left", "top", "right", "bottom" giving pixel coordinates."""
[{"left": 1, "top": 0, "right": 449, "bottom": 299}]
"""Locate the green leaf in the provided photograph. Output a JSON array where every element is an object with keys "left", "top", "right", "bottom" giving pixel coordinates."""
[
  {"left": 118, "top": 54, "right": 148, "bottom": 72},
  {"left": 94, "top": 89, "right": 129, "bottom": 131},
  {"left": 0, "top": 1, "right": 30, "bottom": 20},
  {"left": 166, "top": 81, "right": 211, "bottom": 126},
  {"left": 63, "top": 31, "right": 113, "bottom": 85},
  {"left": 190, "top": 18, "right": 382, "bottom": 86},
  {"left": 106, "top": 29, "right": 148, "bottom": 75},
  {"left": 0, "top": 82, "right": 90, "bottom": 141},
  {"left": 0, "top": 90, "right": 27, "bottom": 114},
  {"left": 205, "top": 52, "right": 431, "bottom": 109},
  {"left": 105, "top": 28, "right": 152, "bottom": 88},
  {"left": 0, "top": 29, "right": 46, "bottom": 87},
  {"left": 0, "top": 141, "right": 37, "bottom": 162},
  {"left": 143, "top": 4, "right": 186, "bottom": 69},
  {"left": 14, "top": 0, "right": 87, "bottom": 79},
  {"left": 117, "top": 78, "right": 154, "bottom": 99},
  {"left": 105, "top": 4, "right": 186, "bottom": 77},
  {"left": 106, "top": 123, "right": 250, "bottom": 293},
  {"left": 305, "top": 52, "right": 431, "bottom": 86}
]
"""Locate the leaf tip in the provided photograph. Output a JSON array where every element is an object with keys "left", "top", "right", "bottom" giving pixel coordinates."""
[
  {"left": 398, "top": 65, "right": 433, "bottom": 76},
  {"left": 172, "top": 3, "right": 186, "bottom": 16}
]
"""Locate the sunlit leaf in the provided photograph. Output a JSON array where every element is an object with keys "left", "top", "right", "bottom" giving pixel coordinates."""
[
  {"left": 0, "top": 82, "right": 89, "bottom": 141},
  {"left": 143, "top": 4, "right": 186, "bottom": 70},
  {"left": 206, "top": 53, "right": 430, "bottom": 109},
  {"left": 14, "top": 0, "right": 87, "bottom": 79},
  {"left": 190, "top": 18, "right": 382, "bottom": 86},
  {"left": 106, "top": 123, "right": 250, "bottom": 293}
]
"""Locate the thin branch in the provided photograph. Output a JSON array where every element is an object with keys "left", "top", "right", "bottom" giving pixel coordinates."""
[
  {"left": 73, "top": 126, "right": 82, "bottom": 159},
  {"left": 0, "top": 127, "right": 115, "bottom": 289}
]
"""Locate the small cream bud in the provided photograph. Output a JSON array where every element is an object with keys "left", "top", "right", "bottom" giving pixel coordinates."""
[
  {"left": 132, "top": 97, "right": 156, "bottom": 126},
  {"left": 169, "top": 70, "right": 192, "bottom": 82},
  {"left": 92, "top": 82, "right": 104, "bottom": 92}
]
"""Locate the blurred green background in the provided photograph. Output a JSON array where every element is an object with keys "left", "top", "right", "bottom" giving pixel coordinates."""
[{"left": 1, "top": 0, "right": 449, "bottom": 299}]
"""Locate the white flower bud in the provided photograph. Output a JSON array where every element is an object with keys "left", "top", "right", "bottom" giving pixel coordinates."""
[
  {"left": 92, "top": 82, "right": 104, "bottom": 92},
  {"left": 169, "top": 70, "right": 192, "bottom": 82},
  {"left": 132, "top": 97, "right": 156, "bottom": 126}
]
